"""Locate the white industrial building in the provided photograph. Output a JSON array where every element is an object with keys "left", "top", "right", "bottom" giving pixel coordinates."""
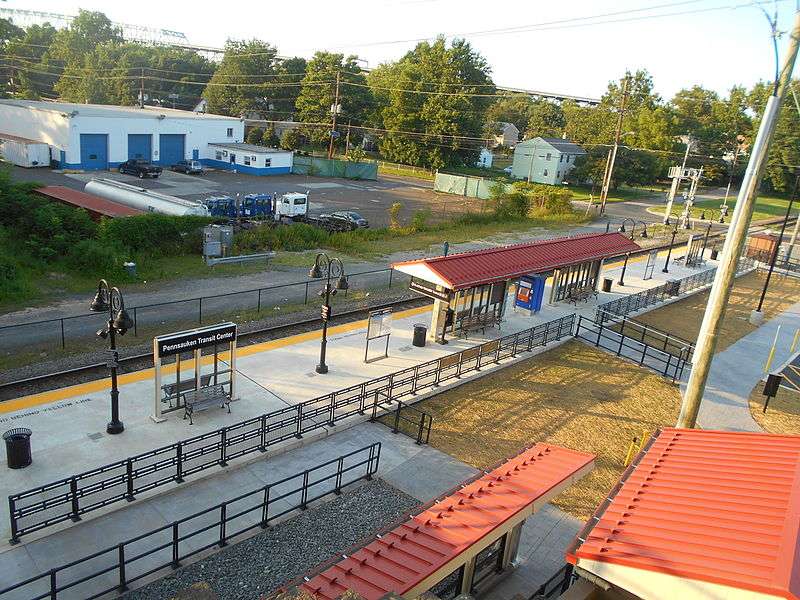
[
  {"left": 0, "top": 99, "right": 251, "bottom": 171},
  {"left": 207, "top": 143, "right": 293, "bottom": 175},
  {"left": 510, "top": 137, "right": 586, "bottom": 185}
]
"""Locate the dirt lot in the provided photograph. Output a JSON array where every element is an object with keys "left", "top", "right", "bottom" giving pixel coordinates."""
[
  {"left": 628, "top": 270, "right": 800, "bottom": 352},
  {"left": 396, "top": 340, "right": 682, "bottom": 519},
  {"left": 748, "top": 383, "right": 800, "bottom": 434}
]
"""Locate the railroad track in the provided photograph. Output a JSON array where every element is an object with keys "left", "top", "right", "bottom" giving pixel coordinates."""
[
  {"left": 0, "top": 295, "right": 431, "bottom": 401},
  {"left": 0, "top": 215, "right": 792, "bottom": 400}
]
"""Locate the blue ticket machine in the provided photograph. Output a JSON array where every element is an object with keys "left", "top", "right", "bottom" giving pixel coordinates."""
[{"left": 515, "top": 275, "right": 545, "bottom": 314}]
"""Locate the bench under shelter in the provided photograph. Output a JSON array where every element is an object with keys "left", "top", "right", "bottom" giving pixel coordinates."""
[{"left": 391, "top": 232, "right": 640, "bottom": 343}]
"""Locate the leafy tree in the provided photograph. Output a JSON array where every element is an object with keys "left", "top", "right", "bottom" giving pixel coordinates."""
[
  {"left": 295, "top": 52, "right": 371, "bottom": 146},
  {"left": 246, "top": 127, "right": 264, "bottom": 145},
  {"left": 280, "top": 128, "right": 301, "bottom": 150},
  {"left": 525, "top": 100, "right": 566, "bottom": 138},
  {"left": 4, "top": 23, "right": 58, "bottom": 98},
  {"left": 262, "top": 125, "right": 280, "bottom": 147},
  {"left": 204, "top": 39, "right": 279, "bottom": 116},
  {"left": 484, "top": 94, "right": 533, "bottom": 134},
  {"left": 370, "top": 37, "right": 494, "bottom": 169}
]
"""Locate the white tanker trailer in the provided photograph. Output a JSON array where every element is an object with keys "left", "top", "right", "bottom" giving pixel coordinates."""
[{"left": 85, "top": 179, "right": 210, "bottom": 217}]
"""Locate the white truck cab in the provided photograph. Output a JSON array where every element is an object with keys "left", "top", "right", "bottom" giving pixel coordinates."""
[{"left": 275, "top": 192, "right": 309, "bottom": 220}]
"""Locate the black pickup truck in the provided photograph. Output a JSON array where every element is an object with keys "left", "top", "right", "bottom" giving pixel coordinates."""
[{"left": 118, "top": 159, "right": 162, "bottom": 179}]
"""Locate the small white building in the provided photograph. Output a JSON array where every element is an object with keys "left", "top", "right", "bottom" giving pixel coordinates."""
[
  {"left": 492, "top": 122, "right": 520, "bottom": 148},
  {"left": 206, "top": 143, "right": 293, "bottom": 175},
  {"left": 0, "top": 99, "right": 244, "bottom": 170},
  {"left": 0, "top": 133, "right": 51, "bottom": 167},
  {"left": 476, "top": 148, "right": 494, "bottom": 169},
  {"left": 511, "top": 137, "right": 586, "bottom": 185}
]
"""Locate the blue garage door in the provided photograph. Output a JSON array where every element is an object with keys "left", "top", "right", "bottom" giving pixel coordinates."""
[
  {"left": 79, "top": 134, "right": 108, "bottom": 170},
  {"left": 128, "top": 134, "right": 152, "bottom": 160},
  {"left": 159, "top": 134, "right": 185, "bottom": 166}
]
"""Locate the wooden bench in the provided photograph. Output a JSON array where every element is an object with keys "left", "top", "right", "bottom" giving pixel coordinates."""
[
  {"left": 567, "top": 286, "right": 598, "bottom": 305},
  {"left": 162, "top": 374, "right": 213, "bottom": 407},
  {"left": 458, "top": 312, "right": 501, "bottom": 338},
  {"left": 183, "top": 384, "right": 231, "bottom": 424}
]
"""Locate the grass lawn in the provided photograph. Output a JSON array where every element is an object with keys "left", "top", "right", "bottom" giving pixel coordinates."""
[
  {"left": 569, "top": 185, "right": 662, "bottom": 204},
  {"left": 629, "top": 271, "right": 800, "bottom": 352},
  {"left": 394, "top": 340, "right": 682, "bottom": 519},
  {"left": 651, "top": 195, "right": 795, "bottom": 223},
  {"left": 748, "top": 383, "right": 800, "bottom": 434}
]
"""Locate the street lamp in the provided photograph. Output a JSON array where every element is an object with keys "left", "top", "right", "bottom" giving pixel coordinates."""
[
  {"left": 309, "top": 253, "right": 348, "bottom": 374},
  {"left": 662, "top": 221, "right": 679, "bottom": 274},
  {"left": 90, "top": 280, "right": 133, "bottom": 434},
  {"left": 616, "top": 218, "right": 649, "bottom": 240}
]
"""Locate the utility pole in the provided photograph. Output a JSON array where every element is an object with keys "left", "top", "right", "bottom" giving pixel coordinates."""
[
  {"left": 599, "top": 75, "right": 629, "bottom": 215},
  {"left": 139, "top": 68, "right": 145, "bottom": 108},
  {"left": 344, "top": 119, "right": 351, "bottom": 158},
  {"left": 328, "top": 71, "right": 341, "bottom": 160},
  {"left": 756, "top": 173, "right": 798, "bottom": 312},
  {"left": 676, "top": 9, "right": 800, "bottom": 429}
]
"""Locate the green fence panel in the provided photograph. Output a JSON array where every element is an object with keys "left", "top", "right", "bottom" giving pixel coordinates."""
[
  {"left": 290, "top": 156, "right": 377, "bottom": 180},
  {"left": 434, "top": 172, "right": 512, "bottom": 199}
]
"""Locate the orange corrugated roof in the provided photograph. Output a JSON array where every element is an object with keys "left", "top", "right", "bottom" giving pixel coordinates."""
[
  {"left": 301, "top": 443, "right": 595, "bottom": 600},
  {"left": 568, "top": 428, "right": 800, "bottom": 600},
  {"left": 392, "top": 232, "right": 640, "bottom": 291}
]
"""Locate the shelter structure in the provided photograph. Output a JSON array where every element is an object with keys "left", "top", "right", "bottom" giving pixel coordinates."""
[
  {"left": 392, "top": 232, "right": 640, "bottom": 343},
  {"left": 566, "top": 428, "right": 800, "bottom": 600},
  {"left": 299, "top": 443, "right": 595, "bottom": 600}
]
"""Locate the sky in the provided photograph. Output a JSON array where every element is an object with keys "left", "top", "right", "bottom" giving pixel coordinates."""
[{"left": 5, "top": 0, "right": 799, "bottom": 100}]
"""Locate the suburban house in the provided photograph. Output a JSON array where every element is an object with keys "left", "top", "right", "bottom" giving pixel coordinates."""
[
  {"left": 491, "top": 122, "right": 520, "bottom": 148},
  {"left": 510, "top": 136, "right": 586, "bottom": 185}
]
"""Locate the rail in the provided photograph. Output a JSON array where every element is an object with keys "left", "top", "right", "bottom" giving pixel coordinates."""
[
  {"left": 575, "top": 316, "right": 690, "bottom": 382},
  {"left": 0, "top": 443, "right": 380, "bottom": 600},
  {"left": 376, "top": 399, "right": 433, "bottom": 445},
  {"left": 603, "top": 313, "right": 695, "bottom": 360},
  {"left": 0, "top": 267, "right": 406, "bottom": 355},
  {"left": 595, "top": 255, "right": 757, "bottom": 324},
  {"left": 8, "top": 314, "right": 575, "bottom": 543}
]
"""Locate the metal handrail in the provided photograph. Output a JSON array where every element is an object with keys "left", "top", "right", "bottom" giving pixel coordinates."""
[
  {"left": 8, "top": 314, "right": 576, "bottom": 543},
  {"left": 0, "top": 443, "right": 381, "bottom": 600}
]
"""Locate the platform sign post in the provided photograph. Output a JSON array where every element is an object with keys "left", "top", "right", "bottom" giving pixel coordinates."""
[
  {"left": 643, "top": 250, "right": 657, "bottom": 280},
  {"left": 365, "top": 308, "right": 392, "bottom": 363},
  {"left": 151, "top": 322, "right": 237, "bottom": 423}
]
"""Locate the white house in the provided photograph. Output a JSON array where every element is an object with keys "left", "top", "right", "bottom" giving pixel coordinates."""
[
  {"left": 206, "top": 143, "right": 293, "bottom": 175},
  {"left": 492, "top": 122, "right": 520, "bottom": 148},
  {"left": 0, "top": 99, "right": 244, "bottom": 170},
  {"left": 476, "top": 148, "right": 494, "bottom": 168},
  {"left": 510, "top": 137, "right": 586, "bottom": 185}
]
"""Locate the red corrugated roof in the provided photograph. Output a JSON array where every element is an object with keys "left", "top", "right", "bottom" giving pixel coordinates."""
[
  {"left": 392, "top": 232, "right": 640, "bottom": 290},
  {"left": 568, "top": 428, "right": 800, "bottom": 600},
  {"left": 36, "top": 186, "right": 142, "bottom": 218},
  {"left": 300, "top": 443, "right": 595, "bottom": 600}
]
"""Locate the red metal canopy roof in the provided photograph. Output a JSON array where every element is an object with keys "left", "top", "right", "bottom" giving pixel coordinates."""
[
  {"left": 300, "top": 443, "right": 595, "bottom": 600},
  {"left": 392, "top": 232, "right": 640, "bottom": 290},
  {"left": 567, "top": 428, "right": 800, "bottom": 600},
  {"left": 36, "top": 186, "right": 142, "bottom": 219}
]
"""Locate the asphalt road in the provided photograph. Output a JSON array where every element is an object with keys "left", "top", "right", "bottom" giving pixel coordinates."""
[{"left": 9, "top": 165, "right": 467, "bottom": 228}]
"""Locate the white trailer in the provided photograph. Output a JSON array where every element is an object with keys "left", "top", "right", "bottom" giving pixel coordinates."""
[
  {"left": 0, "top": 134, "right": 50, "bottom": 167},
  {"left": 275, "top": 192, "right": 309, "bottom": 221},
  {"left": 85, "top": 178, "right": 210, "bottom": 217}
]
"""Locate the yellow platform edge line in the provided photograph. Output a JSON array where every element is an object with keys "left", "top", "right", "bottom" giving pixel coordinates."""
[{"left": 0, "top": 304, "right": 432, "bottom": 414}]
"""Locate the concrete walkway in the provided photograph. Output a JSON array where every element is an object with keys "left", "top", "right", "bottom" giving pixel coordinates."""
[{"left": 694, "top": 299, "right": 800, "bottom": 431}]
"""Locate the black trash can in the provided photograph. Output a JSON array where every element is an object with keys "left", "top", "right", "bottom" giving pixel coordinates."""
[
  {"left": 601, "top": 278, "right": 613, "bottom": 293},
  {"left": 3, "top": 428, "right": 32, "bottom": 469},
  {"left": 710, "top": 248, "right": 719, "bottom": 260},
  {"left": 412, "top": 324, "right": 427, "bottom": 347}
]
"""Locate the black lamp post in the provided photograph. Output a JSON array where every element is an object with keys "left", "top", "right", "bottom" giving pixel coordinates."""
[
  {"left": 618, "top": 252, "right": 631, "bottom": 286},
  {"left": 309, "top": 253, "right": 348, "bottom": 374},
  {"left": 701, "top": 221, "right": 713, "bottom": 260},
  {"left": 662, "top": 221, "right": 679, "bottom": 274},
  {"left": 90, "top": 279, "right": 133, "bottom": 434}
]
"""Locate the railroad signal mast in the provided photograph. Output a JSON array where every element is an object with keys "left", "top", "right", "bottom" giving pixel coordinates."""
[{"left": 664, "top": 165, "right": 703, "bottom": 229}]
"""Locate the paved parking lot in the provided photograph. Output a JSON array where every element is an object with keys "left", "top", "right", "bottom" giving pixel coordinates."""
[{"left": 9, "top": 166, "right": 473, "bottom": 227}]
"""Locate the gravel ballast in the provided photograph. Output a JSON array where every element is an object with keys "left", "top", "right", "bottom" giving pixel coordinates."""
[{"left": 123, "top": 479, "right": 419, "bottom": 600}]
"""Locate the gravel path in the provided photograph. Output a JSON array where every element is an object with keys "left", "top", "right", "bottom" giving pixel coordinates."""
[{"left": 123, "top": 479, "right": 418, "bottom": 600}]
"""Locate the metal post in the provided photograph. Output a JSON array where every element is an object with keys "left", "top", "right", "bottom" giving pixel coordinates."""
[
  {"left": 198, "top": 297, "right": 203, "bottom": 325},
  {"left": 662, "top": 229, "right": 677, "bottom": 273},
  {"left": 175, "top": 443, "right": 183, "bottom": 483},
  {"left": 8, "top": 497, "right": 18, "bottom": 544},
  {"left": 50, "top": 569, "right": 57, "bottom": 600},
  {"left": 617, "top": 253, "right": 630, "bottom": 286},
  {"left": 257, "top": 289, "right": 262, "bottom": 313},
  {"left": 172, "top": 522, "right": 180, "bottom": 567},
  {"left": 70, "top": 477, "right": 80, "bottom": 521},
  {"left": 261, "top": 485, "right": 271, "bottom": 528},
  {"left": 60, "top": 319, "right": 65, "bottom": 349},
  {"left": 678, "top": 9, "right": 800, "bottom": 429},
  {"left": 218, "top": 504, "right": 227, "bottom": 547},
  {"left": 125, "top": 459, "right": 135, "bottom": 501},
  {"left": 118, "top": 544, "right": 127, "bottom": 591},
  {"left": 756, "top": 174, "right": 798, "bottom": 312},
  {"left": 219, "top": 428, "right": 227, "bottom": 466},
  {"left": 107, "top": 317, "right": 124, "bottom": 434}
]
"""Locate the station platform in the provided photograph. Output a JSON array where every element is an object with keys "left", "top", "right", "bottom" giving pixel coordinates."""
[{"left": 0, "top": 244, "right": 713, "bottom": 548}]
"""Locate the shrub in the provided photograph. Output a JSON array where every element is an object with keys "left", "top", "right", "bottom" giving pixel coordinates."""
[
  {"left": 66, "top": 239, "right": 122, "bottom": 275},
  {"left": 0, "top": 254, "right": 17, "bottom": 283},
  {"left": 234, "top": 223, "right": 328, "bottom": 253},
  {"left": 246, "top": 127, "right": 264, "bottom": 145},
  {"left": 388, "top": 203, "right": 403, "bottom": 229},
  {"left": 410, "top": 209, "right": 431, "bottom": 231},
  {"left": 98, "top": 214, "right": 213, "bottom": 256}
]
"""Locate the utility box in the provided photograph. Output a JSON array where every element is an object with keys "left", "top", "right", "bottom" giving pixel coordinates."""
[{"left": 203, "top": 224, "right": 234, "bottom": 257}]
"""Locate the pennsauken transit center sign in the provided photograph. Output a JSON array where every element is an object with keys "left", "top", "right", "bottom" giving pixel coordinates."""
[{"left": 156, "top": 322, "right": 237, "bottom": 357}]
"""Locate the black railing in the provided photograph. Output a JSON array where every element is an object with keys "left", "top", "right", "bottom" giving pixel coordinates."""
[
  {"left": 575, "top": 316, "right": 689, "bottom": 382},
  {"left": 8, "top": 313, "right": 575, "bottom": 543},
  {"left": 529, "top": 564, "right": 575, "bottom": 599},
  {"left": 0, "top": 267, "right": 406, "bottom": 355},
  {"left": 604, "top": 313, "right": 695, "bottom": 360},
  {"left": 375, "top": 399, "right": 433, "bottom": 445},
  {"left": 595, "top": 255, "right": 757, "bottom": 324},
  {"left": 0, "top": 443, "right": 380, "bottom": 600}
]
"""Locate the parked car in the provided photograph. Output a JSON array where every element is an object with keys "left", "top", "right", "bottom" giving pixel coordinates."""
[
  {"left": 171, "top": 160, "right": 204, "bottom": 175},
  {"left": 325, "top": 211, "right": 369, "bottom": 229},
  {"left": 503, "top": 166, "right": 513, "bottom": 174},
  {"left": 118, "top": 159, "right": 162, "bottom": 179}
]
